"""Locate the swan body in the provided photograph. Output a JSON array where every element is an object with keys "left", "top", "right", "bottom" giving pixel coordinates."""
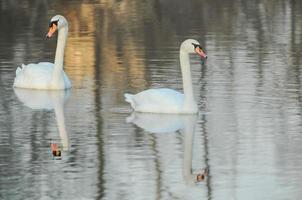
[
  {"left": 13, "top": 15, "right": 71, "bottom": 90},
  {"left": 124, "top": 39, "right": 207, "bottom": 114},
  {"left": 125, "top": 88, "right": 184, "bottom": 113},
  {"left": 14, "top": 62, "right": 71, "bottom": 89}
]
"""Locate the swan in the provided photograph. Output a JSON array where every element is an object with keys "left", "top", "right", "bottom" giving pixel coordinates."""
[
  {"left": 124, "top": 39, "right": 207, "bottom": 114},
  {"left": 13, "top": 15, "right": 71, "bottom": 90}
]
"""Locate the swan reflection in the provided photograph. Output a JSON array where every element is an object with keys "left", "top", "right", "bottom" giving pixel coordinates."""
[
  {"left": 127, "top": 112, "right": 207, "bottom": 185},
  {"left": 14, "top": 88, "right": 70, "bottom": 152}
]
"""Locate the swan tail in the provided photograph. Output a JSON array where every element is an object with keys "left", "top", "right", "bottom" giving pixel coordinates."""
[
  {"left": 16, "top": 67, "right": 21, "bottom": 75},
  {"left": 124, "top": 93, "right": 136, "bottom": 109},
  {"left": 15, "top": 64, "right": 26, "bottom": 76},
  {"left": 125, "top": 112, "right": 135, "bottom": 123}
]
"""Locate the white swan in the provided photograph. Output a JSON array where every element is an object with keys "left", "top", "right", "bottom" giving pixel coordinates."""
[
  {"left": 14, "top": 88, "right": 70, "bottom": 150},
  {"left": 13, "top": 15, "right": 71, "bottom": 90},
  {"left": 124, "top": 39, "right": 207, "bottom": 114}
]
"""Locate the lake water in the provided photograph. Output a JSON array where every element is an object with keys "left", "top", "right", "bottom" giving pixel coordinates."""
[{"left": 1, "top": 0, "right": 302, "bottom": 199}]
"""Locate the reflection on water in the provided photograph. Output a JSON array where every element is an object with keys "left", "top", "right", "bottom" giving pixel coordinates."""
[
  {"left": 14, "top": 88, "right": 70, "bottom": 151},
  {"left": 126, "top": 112, "right": 190, "bottom": 133},
  {"left": 1, "top": 0, "right": 302, "bottom": 199},
  {"left": 127, "top": 113, "right": 207, "bottom": 186}
]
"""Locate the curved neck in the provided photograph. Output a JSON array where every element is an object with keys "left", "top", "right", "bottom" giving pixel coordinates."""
[
  {"left": 180, "top": 51, "right": 196, "bottom": 108},
  {"left": 53, "top": 26, "right": 68, "bottom": 80}
]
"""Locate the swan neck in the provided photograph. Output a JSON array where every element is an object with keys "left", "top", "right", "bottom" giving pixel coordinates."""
[
  {"left": 180, "top": 51, "right": 196, "bottom": 107},
  {"left": 53, "top": 26, "right": 68, "bottom": 78}
]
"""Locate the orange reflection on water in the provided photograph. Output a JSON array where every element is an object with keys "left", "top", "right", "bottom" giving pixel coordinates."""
[
  {"left": 57, "top": 1, "right": 149, "bottom": 91},
  {"left": 63, "top": 4, "right": 96, "bottom": 88}
]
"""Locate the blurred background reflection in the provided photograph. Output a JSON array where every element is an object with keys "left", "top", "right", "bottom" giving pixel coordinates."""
[{"left": 1, "top": 0, "right": 302, "bottom": 199}]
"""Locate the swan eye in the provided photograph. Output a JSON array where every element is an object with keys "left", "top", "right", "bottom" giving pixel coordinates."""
[
  {"left": 49, "top": 20, "right": 58, "bottom": 27},
  {"left": 192, "top": 43, "right": 202, "bottom": 50}
]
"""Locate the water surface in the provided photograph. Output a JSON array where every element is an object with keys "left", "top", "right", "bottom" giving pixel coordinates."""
[{"left": 1, "top": 0, "right": 302, "bottom": 199}]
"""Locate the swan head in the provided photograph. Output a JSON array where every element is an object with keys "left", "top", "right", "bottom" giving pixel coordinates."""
[
  {"left": 180, "top": 39, "right": 207, "bottom": 59},
  {"left": 46, "top": 15, "right": 68, "bottom": 38}
]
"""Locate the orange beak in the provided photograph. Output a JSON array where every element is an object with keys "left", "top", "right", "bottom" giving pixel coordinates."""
[
  {"left": 46, "top": 24, "right": 57, "bottom": 38},
  {"left": 195, "top": 47, "right": 207, "bottom": 59}
]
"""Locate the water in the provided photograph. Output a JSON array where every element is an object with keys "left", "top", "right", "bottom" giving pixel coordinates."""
[{"left": 1, "top": 0, "right": 302, "bottom": 199}]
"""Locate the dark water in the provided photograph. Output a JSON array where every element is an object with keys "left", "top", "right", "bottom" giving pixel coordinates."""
[{"left": 1, "top": 0, "right": 302, "bottom": 199}]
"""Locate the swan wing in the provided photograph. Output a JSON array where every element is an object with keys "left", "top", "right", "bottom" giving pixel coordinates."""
[
  {"left": 14, "top": 62, "right": 54, "bottom": 89},
  {"left": 14, "top": 62, "right": 71, "bottom": 89},
  {"left": 125, "top": 88, "right": 184, "bottom": 113}
]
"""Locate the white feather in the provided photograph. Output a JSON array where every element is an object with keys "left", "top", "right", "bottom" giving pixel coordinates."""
[
  {"left": 14, "top": 62, "right": 71, "bottom": 90},
  {"left": 13, "top": 15, "right": 71, "bottom": 90}
]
